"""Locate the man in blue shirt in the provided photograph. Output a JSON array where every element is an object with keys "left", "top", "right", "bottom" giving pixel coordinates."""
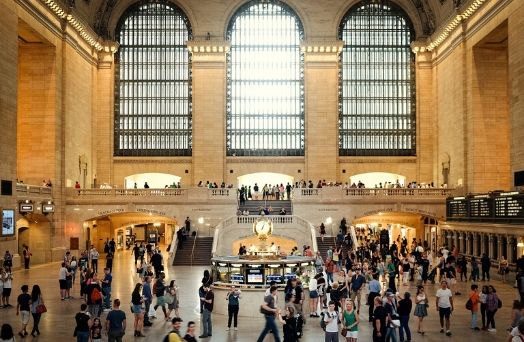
[
  {"left": 105, "top": 299, "right": 126, "bottom": 342},
  {"left": 142, "top": 276, "right": 153, "bottom": 326},
  {"left": 351, "top": 268, "right": 366, "bottom": 313},
  {"left": 367, "top": 273, "right": 382, "bottom": 322},
  {"left": 101, "top": 268, "right": 112, "bottom": 310}
]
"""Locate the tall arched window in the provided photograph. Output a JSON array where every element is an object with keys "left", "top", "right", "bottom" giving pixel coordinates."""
[
  {"left": 114, "top": 2, "right": 192, "bottom": 156},
  {"left": 339, "top": 2, "right": 416, "bottom": 156},
  {"left": 226, "top": 1, "right": 304, "bottom": 157}
]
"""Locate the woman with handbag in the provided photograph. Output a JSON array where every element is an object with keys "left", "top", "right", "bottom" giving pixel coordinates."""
[
  {"left": 29, "top": 284, "right": 44, "bottom": 337},
  {"left": 342, "top": 300, "right": 359, "bottom": 341}
]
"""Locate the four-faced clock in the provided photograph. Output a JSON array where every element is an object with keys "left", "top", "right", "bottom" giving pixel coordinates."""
[{"left": 253, "top": 217, "right": 273, "bottom": 238}]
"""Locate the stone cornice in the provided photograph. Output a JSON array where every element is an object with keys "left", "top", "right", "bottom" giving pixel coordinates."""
[
  {"left": 300, "top": 40, "right": 344, "bottom": 54},
  {"left": 339, "top": 157, "right": 417, "bottom": 164},
  {"left": 187, "top": 40, "right": 231, "bottom": 54},
  {"left": 113, "top": 157, "right": 193, "bottom": 164}
]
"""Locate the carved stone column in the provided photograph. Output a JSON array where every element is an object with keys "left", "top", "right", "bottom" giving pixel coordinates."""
[
  {"left": 472, "top": 233, "right": 478, "bottom": 256},
  {"left": 488, "top": 234, "right": 494, "bottom": 258},
  {"left": 508, "top": 236, "right": 515, "bottom": 263}
]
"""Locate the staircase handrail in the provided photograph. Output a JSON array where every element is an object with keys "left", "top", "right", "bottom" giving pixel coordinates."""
[{"left": 190, "top": 225, "right": 199, "bottom": 266}]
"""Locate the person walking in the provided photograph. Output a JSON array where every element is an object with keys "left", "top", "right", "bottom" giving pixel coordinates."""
[
  {"left": 164, "top": 317, "right": 184, "bottom": 342},
  {"left": 22, "top": 245, "right": 32, "bottom": 269},
  {"left": 342, "top": 300, "right": 359, "bottom": 342},
  {"left": 387, "top": 259, "right": 397, "bottom": 293},
  {"left": 29, "top": 284, "right": 44, "bottom": 337},
  {"left": 470, "top": 256, "right": 480, "bottom": 282},
  {"left": 16, "top": 285, "right": 31, "bottom": 338},
  {"left": 413, "top": 285, "right": 428, "bottom": 335},
  {"left": 398, "top": 292, "right": 412, "bottom": 342},
  {"left": 368, "top": 274, "right": 381, "bottom": 322},
  {"left": 226, "top": 285, "right": 241, "bottom": 331},
  {"left": 485, "top": 285, "right": 500, "bottom": 333},
  {"left": 74, "top": 303, "right": 91, "bottom": 342},
  {"left": 257, "top": 285, "right": 281, "bottom": 342},
  {"left": 436, "top": 280, "right": 453, "bottom": 336},
  {"left": 142, "top": 276, "right": 153, "bottom": 327},
  {"left": 131, "top": 283, "right": 145, "bottom": 337},
  {"left": 499, "top": 256, "right": 509, "bottom": 283},
  {"left": 384, "top": 292, "right": 399, "bottom": 342},
  {"left": 199, "top": 284, "right": 214, "bottom": 338},
  {"left": 105, "top": 299, "right": 126, "bottom": 342},
  {"left": 468, "top": 284, "right": 480, "bottom": 330},
  {"left": 101, "top": 268, "right": 112, "bottom": 311},
  {"left": 324, "top": 300, "right": 341, "bottom": 342},
  {"left": 154, "top": 272, "right": 168, "bottom": 319}
]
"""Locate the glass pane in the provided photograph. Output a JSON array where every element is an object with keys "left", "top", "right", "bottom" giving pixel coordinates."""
[
  {"left": 114, "top": 3, "right": 192, "bottom": 156},
  {"left": 339, "top": 2, "right": 416, "bottom": 156},
  {"left": 226, "top": 1, "right": 305, "bottom": 157}
]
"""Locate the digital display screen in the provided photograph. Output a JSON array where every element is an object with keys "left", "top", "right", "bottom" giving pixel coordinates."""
[
  {"left": 246, "top": 269, "right": 264, "bottom": 284},
  {"left": 2, "top": 209, "right": 15, "bottom": 236}
]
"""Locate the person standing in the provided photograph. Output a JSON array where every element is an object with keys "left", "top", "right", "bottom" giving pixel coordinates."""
[
  {"left": 435, "top": 280, "right": 453, "bottom": 336},
  {"left": 89, "top": 246, "right": 99, "bottom": 273},
  {"left": 16, "top": 285, "right": 31, "bottom": 338},
  {"left": 226, "top": 285, "right": 241, "bottom": 331},
  {"left": 101, "top": 268, "right": 112, "bottom": 311},
  {"left": 86, "top": 273, "right": 103, "bottom": 318},
  {"left": 308, "top": 273, "right": 319, "bottom": 317},
  {"left": 74, "top": 303, "right": 91, "bottom": 342},
  {"left": 183, "top": 321, "right": 198, "bottom": 342},
  {"left": 481, "top": 253, "right": 491, "bottom": 281},
  {"left": 325, "top": 258, "right": 336, "bottom": 286},
  {"left": 387, "top": 259, "right": 397, "bottom": 293},
  {"left": 413, "top": 286, "right": 428, "bottom": 335},
  {"left": 199, "top": 284, "right": 214, "bottom": 338},
  {"left": 517, "top": 270, "right": 524, "bottom": 306},
  {"left": 342, "top": 300, "right": 359, "bottom": 342},
  {"left": 257, "top": 285, "right": 280, "bottom": 342},
  {"left": 479, "top": 285, "right": 488, "bottom": 330},
  {"left": 164, "top": 317, "right": 183, "bottom": 342},
  {"left": 373, "top": 296, "right": 387, "bottom": 342},
  {"left": 398, "top": 292, "right": 412, "bottom": 342},
  {"left": 58, "top": 262, "right": 70, "bottom": 301},
  {"left": 384, "top": 292, "right": 399, "bottom": 342},
  {"left": 131, "top": 283, "right": 145, "bottom": 337},
  {"left": 105, "top": 299, "right": 126, "bottom": 342},
  {"left": 485, "top": 285, "right": 500, "bottom": 333},
  {"left": 499, "top": 256, "right": 509, "bottom": 283},
  {"left": 324, "top": 300, "right": 341, "bottom": 342},
  {"left": 468, "top": 284, "right": 480, "bottom": 330},
  {"left": 29, "top": 285, "right": 44, "bottom": 337},
  {"left": 22, "top": 245, "right": 32, "bottom": 269}
]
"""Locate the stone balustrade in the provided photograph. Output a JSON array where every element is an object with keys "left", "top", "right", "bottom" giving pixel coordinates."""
[
  {"left": 15, "top": 183, "right": 52, "bottom": 197},
  {"left": 294, "top": 187, "right": 455, "bottom": 200}
]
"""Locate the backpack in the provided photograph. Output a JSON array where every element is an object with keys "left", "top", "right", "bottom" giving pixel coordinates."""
[
  {"left": 91, "top": 288, "right": 102, "bottom": 302},
  {"left": 465, "top": 299, "right": 473, "bottom": 311},
  {"left": 320, "top": 312, "right": 327, "bottom": 331}
]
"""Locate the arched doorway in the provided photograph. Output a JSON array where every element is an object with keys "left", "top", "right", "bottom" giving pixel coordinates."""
[
  {"left": 124, "top": 173, "right": 181, "bottom": 189},
  {"left": 349, "top": 172, "right": 406, "bottom": 188},
  {"left": 237, "top": 172, "right": 294, "bottom": 189},
  {"left": 16, "top": 214, "right": 52, "bottom": 265}
]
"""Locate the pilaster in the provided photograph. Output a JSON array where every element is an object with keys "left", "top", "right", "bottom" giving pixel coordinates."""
[
  {"left": 188, "top": 40, "right": 230, "bottom": 185},
  {"left": 301, "top": 40, "right": 343, "bottom": 183}
]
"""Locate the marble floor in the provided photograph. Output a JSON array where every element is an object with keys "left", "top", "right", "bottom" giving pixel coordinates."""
[{"left": 0, "top": 250, "right": 519, "bottom": 341}]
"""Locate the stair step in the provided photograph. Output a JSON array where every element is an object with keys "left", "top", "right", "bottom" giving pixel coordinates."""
[{"left": 173, "top": 237, "right": 214, "bottom": 266}]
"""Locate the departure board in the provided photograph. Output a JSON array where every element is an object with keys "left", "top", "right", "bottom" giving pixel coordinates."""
[
  {"left": 469, "top": 198, "right": 492, "bottom": 217},
  {"left": 494, "top": 194, "right": 524, "bottom": 218},
  {"left": 447, "top": 199, "right": 468, "bottom": 218}
]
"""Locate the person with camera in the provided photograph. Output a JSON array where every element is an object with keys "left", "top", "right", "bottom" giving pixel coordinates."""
[
  {"left": 323, "top": 300, "right": 342, "bottom": 342},
  {"left": 226, "top": 285, "right": 241, "bottom": 331}
]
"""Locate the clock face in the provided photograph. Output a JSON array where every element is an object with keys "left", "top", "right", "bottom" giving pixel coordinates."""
[{"left": 254, "top": 219, "right": 272, "bottom": 236}]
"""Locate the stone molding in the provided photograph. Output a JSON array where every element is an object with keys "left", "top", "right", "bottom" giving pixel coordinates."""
[
  {"left": 187, "top": 40, "right": 231, "bottom": 54},
  {"left": 300, "top": 40, "right": 344, "bottom": 54},
  {"left": 113, "top": 157, "right": 192, "bottom": 164}
]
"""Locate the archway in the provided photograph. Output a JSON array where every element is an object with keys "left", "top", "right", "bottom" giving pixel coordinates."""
[
  {"left": 237, "top": 172, "right": 294, "bottom": 189},
  {"left": 349, "top": 172, "right": 406, "bottom": 188},
  {"left": 16, "top": 214, "right": 52, "bottom": 265},
  {"left": 124, "top": 173, "right": 181, "bottom": 189}
]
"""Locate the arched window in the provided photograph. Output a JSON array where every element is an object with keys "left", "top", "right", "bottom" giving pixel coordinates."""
[
  {"left": 339, "top": 2, "right": 416, "bottom": 156},
  {"left": 226, "top": 1, "right": 305, "bottom": 157},
  {"left": 114, "top": 2, "right": 192, "bottom": 156}
]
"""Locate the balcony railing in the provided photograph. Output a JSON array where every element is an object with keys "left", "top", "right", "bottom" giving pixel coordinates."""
[
  {"left": 293, "top": 187, "right": 455, "bottom": 200},
  {"left": 15, "top": 184, "right": 52, "bottom": 197}
]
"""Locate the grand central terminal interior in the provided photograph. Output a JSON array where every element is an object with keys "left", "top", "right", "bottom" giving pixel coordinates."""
[{"left": 1, "top": 0, "right": 524, "bottom": 341}]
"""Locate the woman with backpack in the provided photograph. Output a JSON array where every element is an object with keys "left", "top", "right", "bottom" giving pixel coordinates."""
[{"left": 485, "top": 285, "right": 500, "bottom": 333}]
